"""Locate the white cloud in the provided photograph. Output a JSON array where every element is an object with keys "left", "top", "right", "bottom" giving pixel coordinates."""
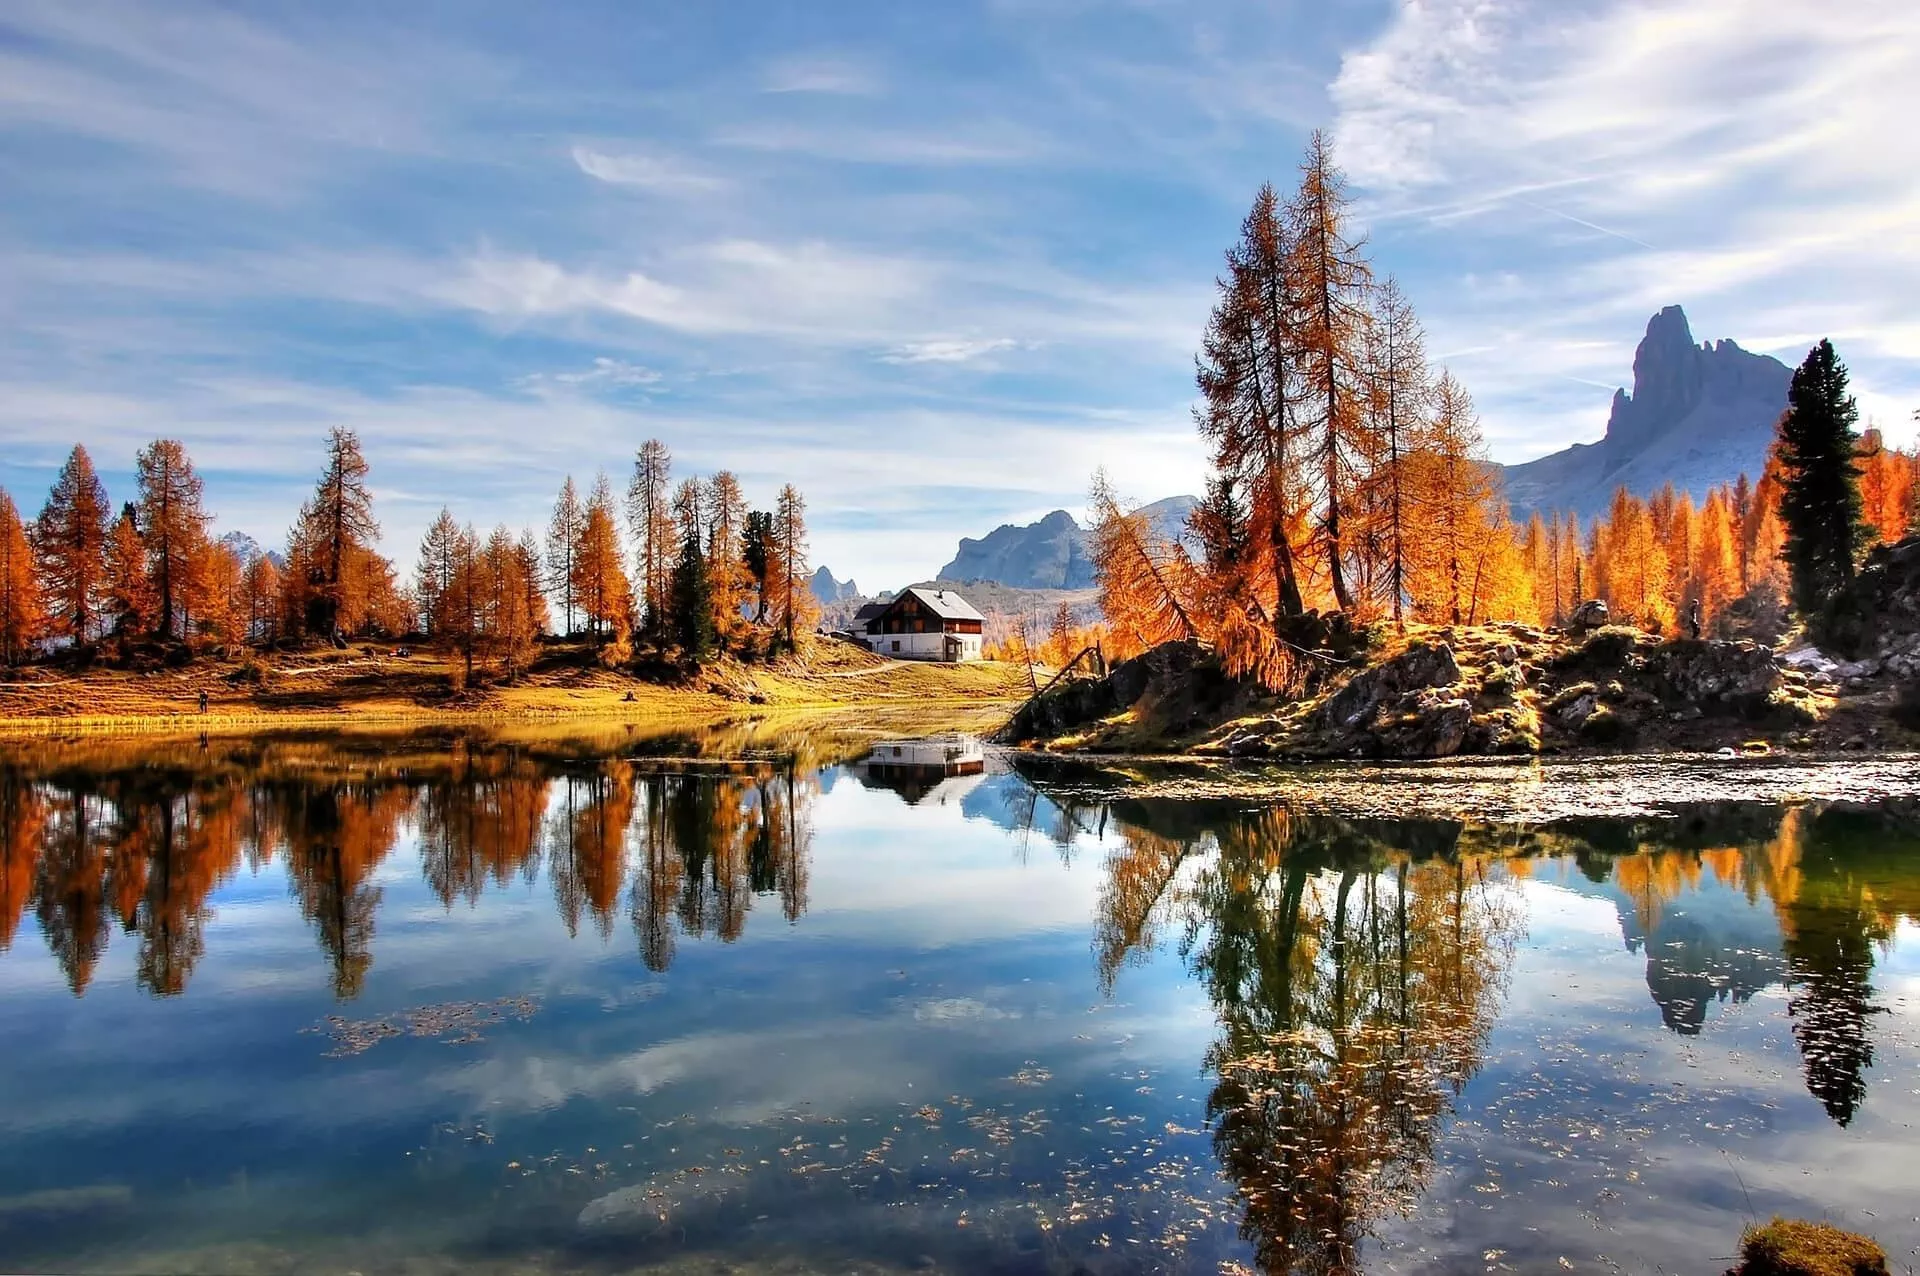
[
  {"left": 1330, "top": 0, "right": 1920, "bottom": 452},
  {"left": 713, "top": 120, "right": 1046, "bottom": 166},
  {"left": 0, "top": 0, "right": 500, "bottom": 197},
  {"left": 760, "top": 53, "right": 884, "bottom": 96},
  {"left": 570, "top": 145, "right": 728, "bottom": 194},
  {"left": 522, "top": 357, "right": 664, "bottom": 392},
  {"left": 880, "top": 338, "right": 1021, "bottom": 365}
]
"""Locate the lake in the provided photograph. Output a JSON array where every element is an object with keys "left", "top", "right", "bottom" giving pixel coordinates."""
[{"left": 1, "top": 723, "right": 1918, "bottom": 1274}]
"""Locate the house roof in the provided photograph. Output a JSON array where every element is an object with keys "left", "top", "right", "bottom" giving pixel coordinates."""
[
  {"left": 897, "top": 585, "right": 984, "bottom": 621},
  {"left": 852, "top": 601, "right": 889, "bottom": 622},
  {"left": 867, "top": 585, "right": 983, "bottom": 626}
]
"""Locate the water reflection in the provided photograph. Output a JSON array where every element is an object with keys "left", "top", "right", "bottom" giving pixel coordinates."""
[
  {"left": 3, "top": 735, "right": 1920, "bottom": 1273},
  {"left": 0, "top": 726, "right": 837, "bottom": 998}
]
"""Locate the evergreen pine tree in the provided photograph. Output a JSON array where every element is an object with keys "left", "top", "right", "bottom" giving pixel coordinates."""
[
  {"left": 742, "top": 511, "right": 774, "bottom": 623},
  {"left": 670, "top": 528, "right": 715, "bottom": 663},
  {"left": 1774, "top": 340, "right": 1866, "bottom": 620}
]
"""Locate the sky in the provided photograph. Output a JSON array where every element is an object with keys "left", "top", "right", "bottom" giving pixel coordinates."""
[{"left": 2, "top": 0, "right": 1917, "bottom": 592}]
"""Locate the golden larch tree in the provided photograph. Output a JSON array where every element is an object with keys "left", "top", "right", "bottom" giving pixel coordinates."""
[
  {"left": 575, "top": 473, "right": 632, "bottom": 642},
  {"left": 102, "top": 505, "right": 156, "bottom": 638},
  {"left": 1692, "top": 490, "right": 1740, "bottom": 632},
  {"left": 1289, "top": 130, "right": 1374, "bottom": 612},
  {"left": 0, "top": 489, "right": 41, "bottom": 665},
  {"left": 705, "top": 471, "right": 749, "bottom": 645},
  {"left": 626, "top": 439, "right": 675, "bottom": 636},
  {"left": 1857, "top": 427, "right": 1914, "bottom": 547},
  {"left": 770, "top": 484, "right": 819, "bottom": 651},
  {"left": 1406, "top": 372, "right": 1504, "bottom": 625},
  {"left": 34, "top": 445, "right": 111, "bottom": 643},
  {"left": 134, "top": 439, "right": 212, "bottom": 641}
]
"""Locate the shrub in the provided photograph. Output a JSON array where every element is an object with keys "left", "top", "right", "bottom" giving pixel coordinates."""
[{"left": 1732, "top": 1217, "right": 1887, "bottom": 1276}]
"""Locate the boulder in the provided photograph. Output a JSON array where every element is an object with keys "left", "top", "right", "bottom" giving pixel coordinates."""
[
  {"left": 1555, "top": 692, "right": 1600, "bottom": 730},
  {"left": 1323, "top": 642, "right": 1462, "bottom": 734},
  {"left": 1781, "top": 646, "right": 1838, "bottom": 675},
  {"left": 1570, "top": 599, "right": 1610, "bottom": 631},
  {"left": 1646, "top": 640, "right": 1785, "bottom": 716},
  {"left": 1372, "top": 691, "right": 1475, "bottom": 758}
]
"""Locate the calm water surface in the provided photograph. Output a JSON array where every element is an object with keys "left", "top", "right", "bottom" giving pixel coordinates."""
[{"left": 1, "top": 725, "right": 1917, "bottom": 1275}]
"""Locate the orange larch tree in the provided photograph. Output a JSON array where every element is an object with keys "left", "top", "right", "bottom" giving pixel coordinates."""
[
  {"left": 34, "top": 445, "right": 111, "bottom": 643},
  {"left": 1692, "top": 490, "right": 1740, "bottom": 633},
  {"left": 1857, "top": 427, "right": 1914, "bottom": 547},
  {"left": 1289, "top": 130, "right": 1374, "bottom": 613},
  {"left": 134, "top": 438, "right": 212, "bottom": 641},
  {"left": 102, "top": 505, "right": 157, "bottom": 638},
  {"left": 0, "top": 489, "right": 41, "bottom": 665},
  {"left": 1406, "top": 372, "right": 1504, "bottom": 625}
]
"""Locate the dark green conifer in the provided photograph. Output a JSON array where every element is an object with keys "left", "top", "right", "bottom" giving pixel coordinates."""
[
  {"left": 670, "top": 530, "right": 715, "bottom": 664},
  {"left": 1774, "top": 339, "right": 1866, "bottom": 621}
]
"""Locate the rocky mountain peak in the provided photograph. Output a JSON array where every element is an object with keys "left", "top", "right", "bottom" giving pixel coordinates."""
[
  {"left": 1607, "top": 304, "right": 1705, "bottom": 455},
  {"left": 1503, "top": 304, "right": 1793, "bottom": 520}
]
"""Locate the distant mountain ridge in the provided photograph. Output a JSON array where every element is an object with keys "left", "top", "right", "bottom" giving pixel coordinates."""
[
  {"left": 809, "top": 566, "right": 859, "bottom": 606},
  {"left": 1503, "top": 305, "right": 1791, "bottom": 520},
  {"left": 937, "top": 496, "right": 1197, "bottom": 589}
]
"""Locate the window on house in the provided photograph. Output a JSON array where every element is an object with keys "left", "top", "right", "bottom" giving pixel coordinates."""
[{"left": 891, "top": 640, "right": 900, "bottom": 653}]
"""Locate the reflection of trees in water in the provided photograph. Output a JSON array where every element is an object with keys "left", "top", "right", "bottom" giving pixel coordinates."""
[
  {"left": 0, "top": 729, "right": 828, "bottom": 998},
  {"left": 33, "top": 783, "right": 112, "bottom": 995},
  {"left": 419, "top": 747, "right": 549, "bottom": 909},
  {"left": 631, "top": 762, "right": 813, "bottom": 973},
  {"left": 1193, "top": 825, "right": 1519, "bottom": 1274},
  {"left": 549, "top": 767, "right": 635, "bottom": 939},
  {"left": 1051, "top": 781, "right": 1920, "bottom": 1267},
  {"left": 276, "top": 782, "right": 414, "bottom": 998},
  {"left": 1, "top": 773, "right": 45, "bottom": 952},
  {"left": 1526, "top": 802, "right": 1920, "bottom": 1128},
  {"left": 1077, "top": 796, "right": 1522, "bottom": 1275}
]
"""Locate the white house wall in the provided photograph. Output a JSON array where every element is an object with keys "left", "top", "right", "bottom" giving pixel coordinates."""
[{"left": 870, "top": 631, "right": 983, "bottom": 662}]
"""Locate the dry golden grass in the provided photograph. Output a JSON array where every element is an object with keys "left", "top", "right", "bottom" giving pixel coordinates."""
[
  {"left": 0, "top": 639, "right": 1032, "bottom": 738},
  {"left": 1733, "top": 1218, "right": 1888, "bottom": 1276}
]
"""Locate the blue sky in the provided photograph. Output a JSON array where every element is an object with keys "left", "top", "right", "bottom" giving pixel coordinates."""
[{"left": 2, "top": 0, "right": 1916, "bottom": 590}]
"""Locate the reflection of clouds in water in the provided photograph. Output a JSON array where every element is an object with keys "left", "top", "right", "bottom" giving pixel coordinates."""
[
  {"left": 1372, "top": 934, "right": 1920, "bottom": 1273},
  {"left": 912, "top": 996, "right": 1014, "bottom": 1023}
]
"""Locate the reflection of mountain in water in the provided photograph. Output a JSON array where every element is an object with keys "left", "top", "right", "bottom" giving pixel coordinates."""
[
  {"left": 1602, "top": 873, "right": 1785, "bottom": 1035},
  {"left": 1002, "top": 760, "right": 1920, "bottom": 1144}
]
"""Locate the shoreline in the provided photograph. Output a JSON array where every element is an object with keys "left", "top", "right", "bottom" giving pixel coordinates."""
[
  {"left": 0, "top": 640, "right": 1031, "bottom": 740},
  {"left": 1002, "top": 623, "right": 1919, "bottom": 760}
]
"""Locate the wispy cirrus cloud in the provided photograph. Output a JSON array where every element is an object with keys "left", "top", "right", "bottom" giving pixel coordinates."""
[
  {"left": 1329, "top": 0, "right": 1920, "bottom": 453},
  {"left": 879, "top": 338, "right": 1021, "bottom": 365},
  {"left": 760, "top": 53, "right": 884, "bottom": 96},
  {"left": 569, "top": 145, "right": 729, "bottom": 194}
]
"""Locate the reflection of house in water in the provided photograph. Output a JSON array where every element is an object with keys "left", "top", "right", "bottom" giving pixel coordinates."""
[{"left": 852, "top": 737, "right": 987, "bottom": 805}]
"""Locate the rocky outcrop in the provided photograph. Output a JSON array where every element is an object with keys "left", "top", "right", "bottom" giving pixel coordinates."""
[
  {"left": 999, "top": 639, "right": 1240, "bottom": 743},
  {"left": 1009, "top": 620, "right": 1854, "bottom": 759},
  {"left": 1824, "top": 535, "right": 1920, "bottom": 663},
  {"left": 1323, "top": 642, "right": 1462, "bottom": 731}
]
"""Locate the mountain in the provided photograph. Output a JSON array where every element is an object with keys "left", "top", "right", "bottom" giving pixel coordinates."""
[
  {"left": 809, "top": 566, "right": 860, "bottom": 606},
  {"left": 218, "top": 531, "right": 285, "bottom": 570},
  {"left": 1503, "top": 305, "right": 1792, "bottom": 520},
  {"left": 936, "top": 496, "right": 1198, "bottom": 589}
]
